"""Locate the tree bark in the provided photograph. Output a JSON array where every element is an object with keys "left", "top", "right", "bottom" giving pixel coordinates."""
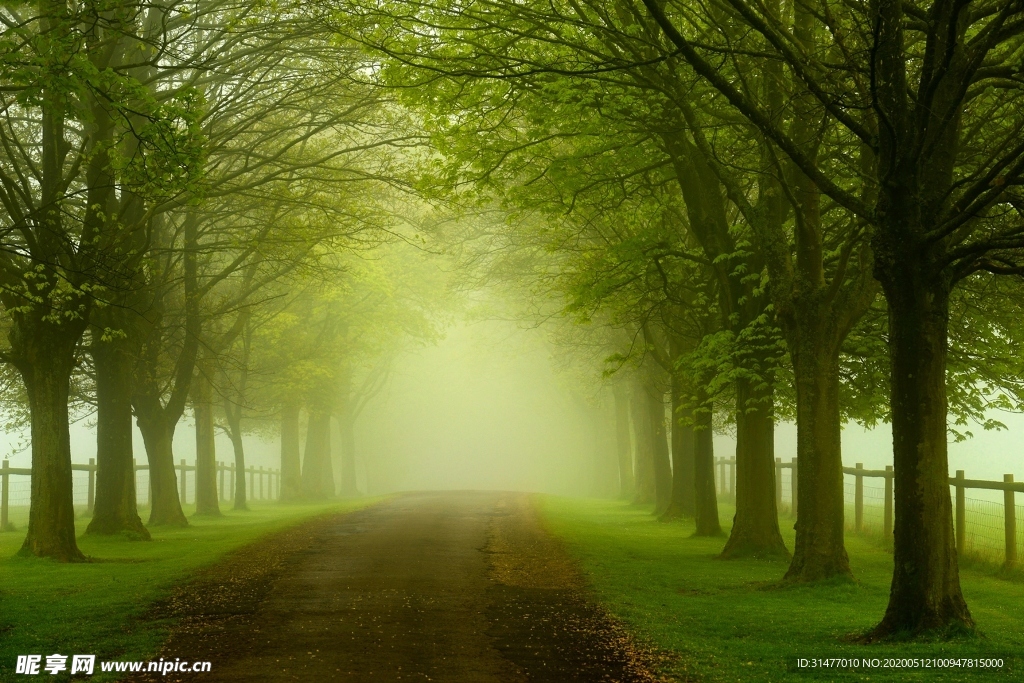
[
  {"left": 279, "top": 402, "right": 302, "bottom": 501},
  {"left": 869, "top": 262, "right": 971, "bottom": 636},
  {"left": 301, "top": 406, "right": 334, "bottom": 499},
  {"left": 223, "top": 393, "right": 248, "bottom": 510},
  {"left": 612, "top": 382, "right": 635, "bottom": 499},
  {"left": 339, "top": 411, "right": 359, "bottom": 496},
  {"left": 663, "top": 130, "right": 783, "bottom": 554},
  {"left": 720, "top": 378, "right": 789, "bottom": 558},
  {"left": 693, "top": 402, "right": 721, "bottom": 536},
  {"left": 87, "top": 329, "right": 149, "bottom": 538},
  {"left": 135, "top": 407, "right": 188, "bottom": 526},
  {"left": 784, "top": 335, "right": 850, "bottom": 581},
  {"left": 630, "top": 382, "right": 655, "bottom": 505},
  {"left": 661, "top": 382, "right": 696, "bottom": 520},
  {"left": 192, "top": 363, "right": 221, "bottom": 516},
  {"left": 14, "top": 327, "right": 86, "bottom": 561},
  {"left": 646, "top": 384, "right": 673, "bottom": 516}
]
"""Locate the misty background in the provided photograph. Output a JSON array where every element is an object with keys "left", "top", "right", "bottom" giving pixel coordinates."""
[{"left": 2, "top": 308, "right": 1021, "bottom": 500}]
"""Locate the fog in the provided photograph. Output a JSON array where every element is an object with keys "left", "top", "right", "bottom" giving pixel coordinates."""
[
  {"left": 355, "top": 319, "right": 615, "bottom": 496},
  {"left": 2, "top": 311, "right": 1022, "bottom": 502}
]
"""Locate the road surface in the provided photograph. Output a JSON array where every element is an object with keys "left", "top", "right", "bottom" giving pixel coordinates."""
[{"left": 132, "top": 492, "right": 661, "bottom": 682}]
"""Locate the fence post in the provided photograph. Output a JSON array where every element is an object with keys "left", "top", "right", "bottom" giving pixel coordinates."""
[
  {"left": 955, "top": 470, "right": 965, "bottom": 553},
  {"left": 855, "top": 463, "right": 864, "bottom": 533},
  {"left": 1005, "top": 474, "right": 1016, "bottom": 569},
  {"left": 179, "top": 459, "right": 187, "bottom": 505},
  {"left": 249, "top": 467, "right": 254, "bottom": 502},
  {"left": 87, "top": 457, "right": 95, "bottom": 514},
  {"left": 884, "top": 465, "right": 893, "bottom": 546},
  {"left": 717, "top": 459, "right": 723, "bottom": 495},
  {"left": 259, "top": 466, "right": 265, "bottom": 500},
  {"left": 218, "top": 462, "right": 224, "bottom": 501},
  {"left": 229, "top": 463, "right": 235, "bottom": 500},
  {"left": 1, "top": 459, "right": 9, "bottom": 531},
  {"left": 775, "top": 458, "right": 782, "bottom": 510},
  {"left": 729, "top": 458, "right": 735, "bottom": 501},
  {"left": 791, "top": 458, "right": 798, "bottom": 518}
]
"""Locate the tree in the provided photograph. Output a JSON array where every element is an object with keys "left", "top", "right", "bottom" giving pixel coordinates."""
[
  {"left": 639, "top": 0, "right": 1024, "bottom": 634},
  {"left": 0, "top": 2, "right": 203, "bottom": 557}
]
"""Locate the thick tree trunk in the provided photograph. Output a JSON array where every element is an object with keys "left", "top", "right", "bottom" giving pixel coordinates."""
[
  {"left": 612, "top": 383, "right": 635, "bottom": 498},
  {"left": 720, "top": 378, "right": 788, "bottom": 558},
  {"left": 339, "top": 413, "right": 359, "bottom": 496},
  {"left": 279, "top": 403, "right": 302, "bottom": 501},
  {"left": 135, "top": 411, "right": 187, "bottom": 526},
  {"left": 785, "top": 337, "right": 850, "bottom": 581},
  {"left": 661, "top": 383, "right": 696, "bottom": 520},
  {"left": 630, "top": 385, "right": 656, "bottom": 505},
  {"left": 192, "top": 366, "right": 221, "bottom": 516},
  {"left": 301, "top": 408, "right": 334, "bottom": 499},
  {"left": 15, "top": 330, "right": 86, "bottom": 561},
  {"left": 693, "top": 404, "right": 721, "bottom": 535},
  {"left": 870, "top": 267, "right": 971, "bottom": 636},
  {"left": 87, "top": 332, "right": 149, "bottom": 538},
  {"left": 647, "top": 385, "right": 673, "bottom": 516}
]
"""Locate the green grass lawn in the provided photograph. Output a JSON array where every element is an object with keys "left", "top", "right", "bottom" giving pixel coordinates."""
[
  {"left": 0, "top": 498, "right": 385, "bottom": 680},
  {"left": 540, "top": 497, "right": 1024, "bottom": 682}
]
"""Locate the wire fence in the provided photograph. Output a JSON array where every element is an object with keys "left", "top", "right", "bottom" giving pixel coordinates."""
[{"left": 716, "top": 457, "right": 1024, "bottom": 568}]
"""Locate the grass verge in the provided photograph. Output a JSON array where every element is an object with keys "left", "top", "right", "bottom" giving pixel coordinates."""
[
  {"left": 540, "top": 497, "right": 1023, "bottom": 682},
  {"left": 0, "top": 497, "right": 386, "bottom": 680}
]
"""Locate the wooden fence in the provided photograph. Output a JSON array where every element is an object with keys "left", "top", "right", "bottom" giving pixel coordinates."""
[
  {"left": 716, "top": 457, "right": 1022, "bottom": 568},
  {"left": 0, "top": 459, "right": 280, "bottom": 531}
]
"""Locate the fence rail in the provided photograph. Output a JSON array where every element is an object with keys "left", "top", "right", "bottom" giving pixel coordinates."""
[
  {"left": 0, "top": 459, "right": 280, "bottom": 531},
  {"left": 714, "top": 457, "right": 1022, "bottom": 568}
]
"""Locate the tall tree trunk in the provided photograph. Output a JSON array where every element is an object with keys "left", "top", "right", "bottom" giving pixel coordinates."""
[
  {"left": 630, "top": 383, "right": 655, "bottom": 505},
  {"left": 135, "top": 407, "right": 187, "bottom": 526},
  {"left": 661, "top": 382, "right": 696, "bottom": 520},
  {"left": 301, "top": 407, "right": 334, "bottom": 499},
  {"left": 12, "top": 11, "right": 93, "bottom": 560},
  {"left": 87, "top": 329, "right": 148, "bottom": 538},
  {"left": 339, "top": 411, "right": 358, "bottom": 496},
  {"left": 784, "top": 335, "right": 849, "bottom": 581},
  {"left": 129, "top": 208, "right": 200, "bottom": 527},
  {"left": 663, "top": 130, "right": 783, "bottom": 554},
  {"left": 757, "top": 2, "right": 869, "bottom": 578},
  {"left": 279, "top": 402, "right": 302, "bottom": 501},
  {"left": 192, "top": 363, "right": 220, "bottom": 516},
  {"left": 720, "top": 378, "right": 788, "bottom": 558},
  {"left": 224, "top": 395, "right": 247, "bottom": 510},
  {"left": 869, "top": 265, "right": 971, "bottom": 636},
  {"left": 612, "top": 382, "right": 635, "bottom": 499},
  {"left": 14, "top": 327, "right": 86, "bottom": 561},
  {"left": 646, "top": 384, "right": 673, "bottom": 516},
  {"left": 228, "top": 426, "right": 247, "bottom": 510},
  {"left": 693, "top": 401, "right": 721, "bottom": 536}
]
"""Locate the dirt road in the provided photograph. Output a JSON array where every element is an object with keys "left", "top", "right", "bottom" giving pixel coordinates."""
[{"left": 132, "top": 492, "right": 662, "bottom": 682}]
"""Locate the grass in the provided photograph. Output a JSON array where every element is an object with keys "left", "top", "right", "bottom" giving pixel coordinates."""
[
  {"left": 0, "top": 497, "right": 385, "bottom": 680},
  {"left": 540, "top": 497, "right": 1024, "bottom": 682}
]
